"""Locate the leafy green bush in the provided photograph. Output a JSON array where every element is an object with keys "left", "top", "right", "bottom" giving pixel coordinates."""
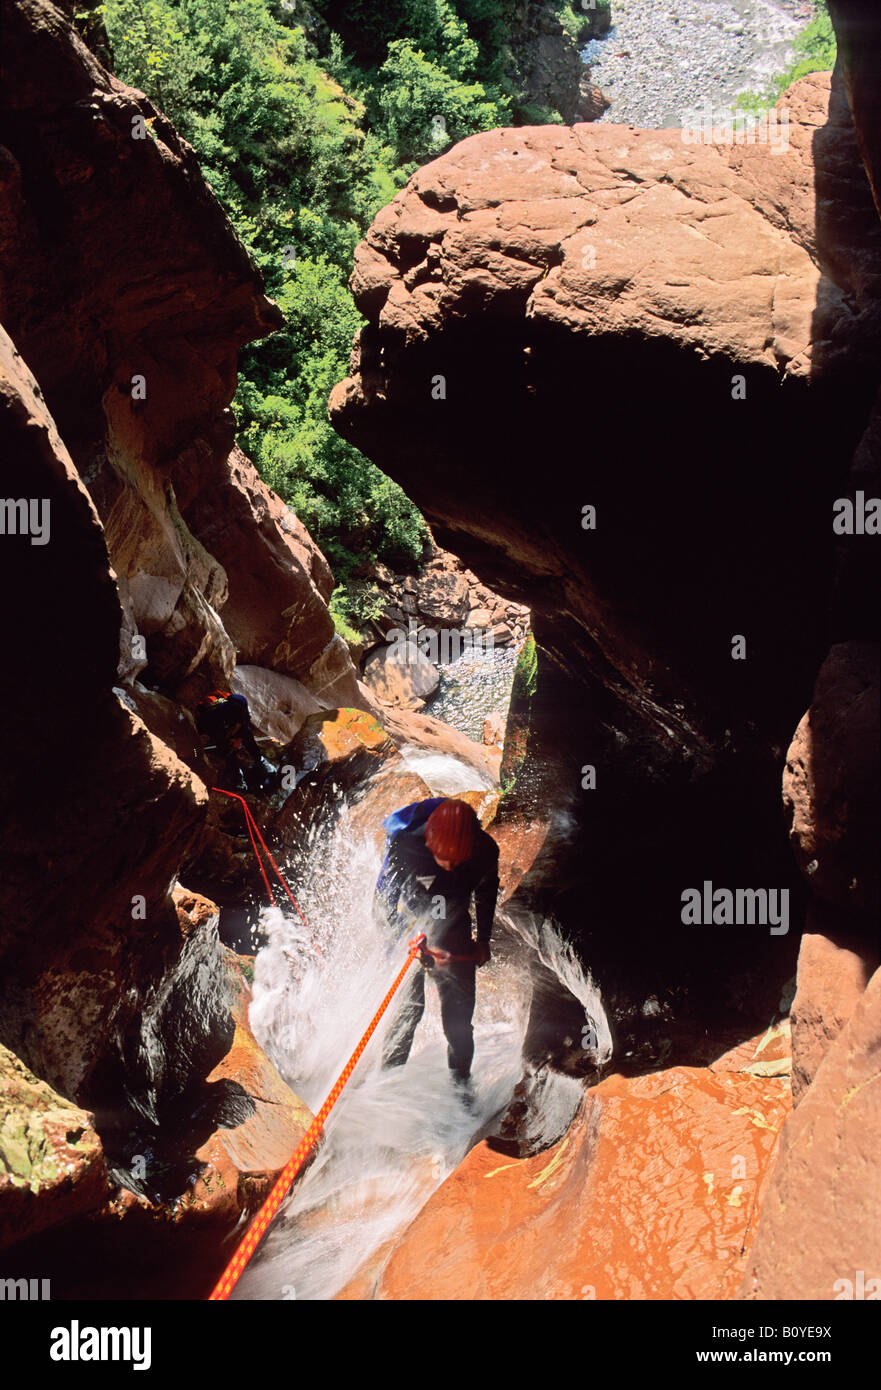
[
  {"left": 100, "top": 0, "right": 556, "bottom": 629},
  {"left": 329, "top": 581, "right": 386, "bottom": 644},
  {"left": 736, "top": 1, "right": 836, "bottom": 113},
  {"left": 371, "top": 39, "right": 510, "bottom": 166},
  {"left": 515, "top": 101, "right": 564, "bottom": 125}
]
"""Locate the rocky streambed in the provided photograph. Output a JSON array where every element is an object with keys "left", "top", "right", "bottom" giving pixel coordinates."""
[
  {"left": 583, "top": 0, "right": 815, "bottom": 128},
  {"left": 425, "top": 643, "right": 520, "bottom": 742}
]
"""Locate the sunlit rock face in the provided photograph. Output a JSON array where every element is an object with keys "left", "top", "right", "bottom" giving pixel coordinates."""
[{"left": 0, "top": 0, "right": 364, "bottom": 1094}]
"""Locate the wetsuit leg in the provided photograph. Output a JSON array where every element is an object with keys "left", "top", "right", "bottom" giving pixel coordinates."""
[
  {"left": 437, "top": 961, "right": 476, "bottom": 1080},
  {"left": 381, "top": 965, "right": 426, "bottom": 1068}
]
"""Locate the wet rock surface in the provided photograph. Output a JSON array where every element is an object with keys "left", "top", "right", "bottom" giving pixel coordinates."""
[
  {"left": 346, "top": 1047, "right": 792, "bottom": 1300},
  {"left": 741, "top": 963, "right": 881, "bottom": 1301}
]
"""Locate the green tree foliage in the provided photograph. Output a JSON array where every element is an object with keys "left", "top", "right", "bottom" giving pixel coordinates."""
[
  {"left": 313, "top": 0, "right": 511, "bottom": 76},
  {"left": 100, "top": 0, "right": 540, "bottom": 628},
  {"left": 736, "top": 1, "right": 836, "bottom": 113},
  {"left": 371, "top": 37, "right": 509, "bottom": 167}
]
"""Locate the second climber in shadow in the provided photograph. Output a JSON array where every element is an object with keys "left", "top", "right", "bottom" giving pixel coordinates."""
[
  {"left": 194, "top": 690, "right": 277, "bottom": 794},
  {"left": 375, "top": 797, "right": 500, "bottom": 1094}
]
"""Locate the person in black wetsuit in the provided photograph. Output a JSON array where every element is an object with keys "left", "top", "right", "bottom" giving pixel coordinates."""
[
  {"left": 375, "top": 797, "right": 500, "bottom": 1086},
  {"left": 194, "top": 690, "right": 276, "bottom": 793}
]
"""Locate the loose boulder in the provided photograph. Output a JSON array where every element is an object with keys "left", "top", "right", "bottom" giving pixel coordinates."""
[{"left": 363, "top": 641, "right": 440, "bottom": 710}]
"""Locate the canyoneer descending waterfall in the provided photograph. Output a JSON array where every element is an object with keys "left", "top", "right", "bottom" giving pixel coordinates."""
[{"left": 375, "top": 798, "right": 499, "bottom": 1101}]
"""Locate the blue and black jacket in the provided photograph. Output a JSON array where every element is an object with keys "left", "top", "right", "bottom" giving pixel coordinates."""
[{"left": 375, "top": 798, "right": 500, "bottom": 952}]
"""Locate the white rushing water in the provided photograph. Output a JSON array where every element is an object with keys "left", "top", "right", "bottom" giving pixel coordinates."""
[
  {"left": 234, "top": 759, "right": 606, "bottom": 1301},
  {"left": 397, "top": 743, "right": 496, "bottom": 794}
]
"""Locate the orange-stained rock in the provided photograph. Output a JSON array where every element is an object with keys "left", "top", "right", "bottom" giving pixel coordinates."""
[
  {"left": 491, "top": 810, "right": 553, "bottom": 902},
  {"left": 457, "top": 788, "right": 502, "bottom": 828},
  {"left": 289, "top": 706, "right": 393, "bottom": 765},
  {"left": 483, "top": 711, "right": 506, "bottom": 748},
  {"left": 375, "top": 704, "right": 502, "bottom": 786},
  {"left": 274, "top": 708, "right": 397, "bottom": 853},
  {"left": 335, "top": 1237, "right": 400, "bottom": 1301},
  {"left": 741, "top": 964, "right": 881, "bottom": 1301},
  {"left": 346, "top": 766, "right": 434, "bottom": 853},
  {"left": 363, "top": 1063, "right": 790, "bottom": 1301},
  {"left": 188, "top": 1019, "right": 313, "bottom": 1223},
  {"left": 710, "top": 1020, "right": 793, "bottom": 1079},
  {"left": 172, "top": 882, "right": 220, "bottom": 937}
]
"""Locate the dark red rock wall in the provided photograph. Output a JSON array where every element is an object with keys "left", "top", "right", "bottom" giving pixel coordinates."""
[
  {"left": 0, "top": 0, "right": 357, "bottom": 1124},
  {"left": 331, "top": 73, "right": 881, "bottom": 1058}
]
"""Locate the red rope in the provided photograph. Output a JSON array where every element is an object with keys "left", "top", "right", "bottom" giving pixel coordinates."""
[
  {"left": 242, "top": 798, "right": 277, "bottom": 908},
  {"left": 212, "top": 787, "right": 322, "bottom": 956},
  {"left": 207, "top": 933, "right": 427, "bottom": 1301}
]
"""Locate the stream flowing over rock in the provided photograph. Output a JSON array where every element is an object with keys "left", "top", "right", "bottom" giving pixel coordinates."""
[{"left": 346, "top": 1045, "right": 793, "bottom": 1301}]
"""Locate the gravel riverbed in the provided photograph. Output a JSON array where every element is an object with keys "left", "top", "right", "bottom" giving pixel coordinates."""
[
  {"left": 425, "top": 644, "right": 519, "bottom": 742},
  {"left": 582, "top": 0, "right": 817, "bottom": 129}
]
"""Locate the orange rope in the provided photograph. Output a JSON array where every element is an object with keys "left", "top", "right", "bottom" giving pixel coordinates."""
[{"left": 207, "top": 933, "right": 426, "bottom": 1301}]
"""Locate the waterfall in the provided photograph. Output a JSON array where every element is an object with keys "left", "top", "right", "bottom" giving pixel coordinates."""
[{"left": 235, "top": 758, "right": 608, "bottom": 1300}]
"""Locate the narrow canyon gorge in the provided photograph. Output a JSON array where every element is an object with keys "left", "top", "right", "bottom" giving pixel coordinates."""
[{"left": 0, "top": 0, "right": 878, "bottom": 1321}]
